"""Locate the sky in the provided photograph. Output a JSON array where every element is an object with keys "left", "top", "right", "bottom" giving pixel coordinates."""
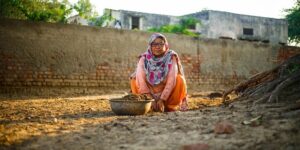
[{"left": 70, "top": 0, "right": 296, "bottom": 19}]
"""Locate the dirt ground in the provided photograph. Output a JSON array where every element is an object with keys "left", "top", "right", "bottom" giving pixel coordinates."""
[{"left": 0, "top": 91, "right": 299, "bottom": 150}]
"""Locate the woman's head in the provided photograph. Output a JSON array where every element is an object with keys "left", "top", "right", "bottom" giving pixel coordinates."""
[{"left": 148, "top": 33, "right": 169, "bottom": 57}]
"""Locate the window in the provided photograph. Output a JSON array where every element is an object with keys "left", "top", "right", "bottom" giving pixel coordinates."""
[
  {"left": 243, "top": 28, "right": 253, "bottom": 35},
  {"left": 131, "top": 16, "right": 140, "bottom": 29}
]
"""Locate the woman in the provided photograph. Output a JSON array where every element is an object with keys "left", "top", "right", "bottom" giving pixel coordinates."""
[{"left": 130, "top": 33, "right": 188, "bottom": 112}]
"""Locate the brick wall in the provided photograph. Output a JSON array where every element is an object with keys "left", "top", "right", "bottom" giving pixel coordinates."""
[{"left": 1, "top": 19, "right": 300, "bottom": 96}]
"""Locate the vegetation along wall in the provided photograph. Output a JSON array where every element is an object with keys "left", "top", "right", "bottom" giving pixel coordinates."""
[{"left": 1, "top": 19, "right": 300, "bottom": 95}]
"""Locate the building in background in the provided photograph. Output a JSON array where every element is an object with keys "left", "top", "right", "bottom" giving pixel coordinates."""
[
  {"left": 185, "top": 10, "right": 288, "bottom": 44},
  {"left": 103, "top": 9, "right": 180, "bottom": 31},
  {"left": 69, "top": 8, "right": 288, "bottom": 45}
]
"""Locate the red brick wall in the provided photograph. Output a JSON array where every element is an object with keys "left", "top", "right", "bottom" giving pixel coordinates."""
[{"left": 1, "top": 19, "right": 300, "bottom": 96}]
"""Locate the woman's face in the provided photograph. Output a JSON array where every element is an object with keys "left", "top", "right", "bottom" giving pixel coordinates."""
[{"left": 150, "top": 38, "right": 166, "bottom": 57}]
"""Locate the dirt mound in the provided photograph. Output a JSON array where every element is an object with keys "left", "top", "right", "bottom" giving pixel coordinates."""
[{"left": 121, "top": 94, "right": 153, "bottom": 101}]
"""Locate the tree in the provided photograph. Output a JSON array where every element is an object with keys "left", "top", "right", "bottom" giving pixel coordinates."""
[
  {"left": 89, "top": 11, "right": 114, "bottom": 27},
  {"left": 0, "top": 0, "right": 24, "bottom": 19},
  {"left": 285, "top": 0, "right": 300, "bottom": 44},
  {"left": 148, "top": 17, "right": 201, "bottom": 38},
  {"left": 0, "top": 0, "right": 73, "bottom": 23},
  {"left": 73, "top": 0, "right": 97, "bottom": 19}
]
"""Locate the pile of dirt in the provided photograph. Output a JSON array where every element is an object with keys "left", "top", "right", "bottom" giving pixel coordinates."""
[{"left": 121, "top": 94, "right": 153, "bottom": 101}]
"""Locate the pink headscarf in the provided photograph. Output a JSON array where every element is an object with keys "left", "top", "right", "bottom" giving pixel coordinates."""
[
  {"left": 142, "top": 33, "right": 178, "bottom": 85},
  {"left": 147, "top": 33, "right": 169, "bottom": 53}
]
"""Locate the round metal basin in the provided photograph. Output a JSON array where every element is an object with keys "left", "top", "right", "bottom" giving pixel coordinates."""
[{"left": 109, "top": 99, "right": 154, "bottom": 115}]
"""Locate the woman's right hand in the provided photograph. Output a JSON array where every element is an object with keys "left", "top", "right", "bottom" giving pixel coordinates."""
[{"left": 151, "top": 99, "right": 164, "bottom": 112}]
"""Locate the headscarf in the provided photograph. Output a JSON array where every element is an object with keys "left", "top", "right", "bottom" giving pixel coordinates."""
[{"left": 141, "top": 33, "right": 183, "bottom": 86}]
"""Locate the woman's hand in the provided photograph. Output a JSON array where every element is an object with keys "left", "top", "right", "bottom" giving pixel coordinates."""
[
  {"left": 150, "top": 97, "right": 165, "bottom": 112},
  {"left": 156, "top": 99, "right": 165, "bottom": 112},
  {"left": 145, "top": 93, "right": 153, "bottom": 99}
]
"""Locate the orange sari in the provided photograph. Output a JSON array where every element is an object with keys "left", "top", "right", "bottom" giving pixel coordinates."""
[{"left": 130, "top": 71, "right": 187, "bottom": 112}]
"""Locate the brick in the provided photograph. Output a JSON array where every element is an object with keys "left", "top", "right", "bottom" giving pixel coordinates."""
[
  {"left": 44, "top": 71, "right": 52, "bottom": 75},
  {"left": 25, "top": 78, "right": 34, "bottom": 82},
  {"left": 45, "top": 79, "right": 63, "bottom": 82},
  {"left": 63, "top": 82, "right": 70, "bottom": 86},
  {"left": 69, "top": 82, "right": 78, "bottom": 86},
  {"left": 37, "top": 82, "right": 42, "bottom": 86},
  {"left": 37, "top": 74, "right": 43, "bottom": 79},
  {"left": 83, "top": 75, "right": 88, "bottom": 80},
  {"left": 88, "top": 82, "right": 98, "bottom": 87},
  {"left": 79, "top": 75, "right": 83, "bottom": 80},
  {"left": 7, "top": 66, "right": 13, "bottom": 70}
]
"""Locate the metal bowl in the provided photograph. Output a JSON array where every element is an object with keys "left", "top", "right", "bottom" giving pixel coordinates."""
[{"left": 109, "top": 98, "right": 154, "bottom": 115}]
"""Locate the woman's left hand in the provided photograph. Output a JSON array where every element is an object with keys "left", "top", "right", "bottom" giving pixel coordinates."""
[{"left": 156, "top": 99, "right": 165, "bottom": 112}]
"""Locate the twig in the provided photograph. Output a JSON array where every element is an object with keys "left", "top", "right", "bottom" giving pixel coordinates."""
[{"left": 268, "top": 70, "right": 300, "bottom": 103}]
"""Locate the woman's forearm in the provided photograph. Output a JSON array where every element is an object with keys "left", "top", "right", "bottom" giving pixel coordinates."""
[
  {"left": 160, "top": 58, "right": 178, "bottom": 100},
  {"left": 136, "top": 57, "right": 151, "bottom": 94}
]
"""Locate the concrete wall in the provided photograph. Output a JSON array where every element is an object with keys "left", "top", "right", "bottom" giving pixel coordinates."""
[{"left": 1, "top": 19, "right": 299, "bottom": 95}]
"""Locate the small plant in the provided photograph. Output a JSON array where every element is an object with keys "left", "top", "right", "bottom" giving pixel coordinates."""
[
  {"left": 148, "top": 17, "right": 201, "bottom": 38},
  {"left": 89, "top": 11, "right": 114, "bottom": 27},
  {"left": 287, "top": 64, "right": 300, "bottom": 74}
]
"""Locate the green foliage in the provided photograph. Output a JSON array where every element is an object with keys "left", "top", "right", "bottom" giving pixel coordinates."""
[
  {"left": 50, "top": 0, "right": 73, "bottom": 23},
  {"left": 0, "top": 0, "right": 24, "bottom": 19},
  {"left": 287, "top": 64, "right": 300, "bottom": 74},
  {"left": 285, "top": 0, "right": 300, "bottom": 44},
  {"left": 0, "top": 0, "right": 73, "bottom": 23},
  {"left": 73, "top": 0, "right": 96, "bottom": 19},
  {"left": 0, "top": 0, "right": 98, "bottom": 24},
  {"left": 89, "top": 11, "right": 114, "bottom": 27},
  {"left": 180, "top": 17, "right": 199, "bottom": 29},
  {"left": 148, "top": 17, "right": 201, "bottom": 38}
]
